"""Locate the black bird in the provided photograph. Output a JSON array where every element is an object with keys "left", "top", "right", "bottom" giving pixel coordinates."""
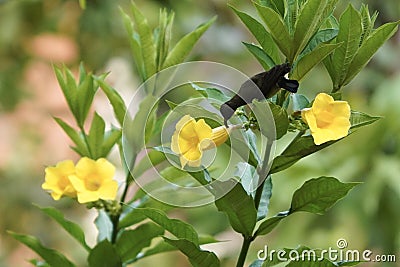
[{"left": 220, "top": 63, "right": 299, "bottom": 126}]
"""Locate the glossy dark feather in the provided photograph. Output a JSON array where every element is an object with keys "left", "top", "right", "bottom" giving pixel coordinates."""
[{"left": 220, "top": 63, "right": 299, "bottom": 126}]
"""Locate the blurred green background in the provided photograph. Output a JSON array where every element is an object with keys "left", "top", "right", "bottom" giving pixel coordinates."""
[{"left": 0, "top": 0, "right": 399, "bottom": 266}]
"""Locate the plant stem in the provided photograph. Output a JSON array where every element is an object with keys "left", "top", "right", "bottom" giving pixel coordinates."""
[
  {"left": 236, "top": 139, "right": 274, "bottom": 266},
  {"left": 110, "top": 149, "right": 137, "bottom": 243},
  {"left": 236, "top": 237, "right": 253, "bottom": 267},
  {"left": 79, "top": 125, "right": 94, "bottom": 158}
]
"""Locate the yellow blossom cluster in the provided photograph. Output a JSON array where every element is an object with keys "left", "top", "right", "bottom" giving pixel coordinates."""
[{"left": 42, "top": 157, "right": 118, "bottom": 203}]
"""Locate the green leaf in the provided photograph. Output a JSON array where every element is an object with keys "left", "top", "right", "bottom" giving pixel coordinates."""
[
  {"left": 255, "top": 4, "right": 292, "bottom": 59},
  {"left": 331, "top": 4, "right": 362, "bottom": 89},
  {"left": 290, "top": 177, "right": 359, "bottom": 214},
  {"left": 230, "top": 6, "right": 280, "bottom": 64},
  {"left": 214, "top": 179, "right": 257, "bottom": 237},
  {"left": 290, "top": 94, "right": 310, "bottom": 111},
  {"left": 76, "top": 74, "right": 96, "bottom": 127},
  {"left": 54, "top": 66, "right": 77, "bottom": 119},
  {"left": 37, "top": 206, "right": 90, "bottom": 251},
  {"left": 88, "top": 112, "right": 105, "bottom": 159},
  {"left": 101, "top": 128, "right": 122, "bottom": 157},
  {"left": 292, "top": 43, "right": 341, "bottom": 81},
  {"left": 164, "top": 238, "right": 220, "bottom": 267},
  {"left": 53, "top": 117, "right": 88, "bottom": 156},
  {"left": 120, "top": 208, "right": 199, "bottom": 244},
  {"left": 88, "top": 240, "right": 122, "bottom": 267},
  {"left": 115, "top": 223, "right": 164, "bottom": 263},
  {"left": 121, "top": 9, "right": 145, "bottom": 81},
  {"left": 293, "top": 0, "right": 328, "bottom": 59},
  {"left": 163, "top": 16, "right": 216, "bottom": 69},
  {"left": 253, "top": 100, "right": 289, "bottom": 140},
  {"left": 136, "top": 235, "right": 220, "bottom": 262},
  {"left": 97, "top": 78, "right": 127, "bottom": 127},
  {"left": 257, "top": 176, "right": 273, "bottom": 221},
  {"left": 254, "top": 214, "right": 287, "bottom": 236},
  {"left": 8, "top": 231, "right": 75, "bottom": 267},
  {"left": 300, "top": 28, "right": 339, "bottom": 56},
  {"left": 131, "top": 2, "right": 156, "bottom": 79},
  {"left": 125, "top": 95, "right": 158, "bottom": 156},
  {"left": 155, "top": 9, "right": 175, "bottom": 69},
  {"left": 270, "top": 135, "right": 335, "bottom": 174},
  {"left": 243, "top": 42, "right": 276, "bottom": 70},
  {"left": 344, "top": 20, "right": 400, "bottom": 86},
  {"left": 94, "top": 210, "right": 113, "bottom": 242},
  {"left": 191, "top": 83, "right": 231, "bottom": 102},
  {"left": 131, "top": 149, "right": 166, "bottom": 179},
  {"left": 350, "top": 111, "right": 380, "bottom": 129},
  {"left": 235, "top": 162, "right": 257, "bottom": 196},
  {"left": 245, "top": 129, "right": 261, "bottom": 164},
  {"left": 286, "top": 258, "right": 337, "bottom": 266}
]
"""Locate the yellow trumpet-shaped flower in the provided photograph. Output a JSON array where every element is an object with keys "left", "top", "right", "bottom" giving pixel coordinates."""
[
  {"left": 301, "top": 93, "right": 351, "bottom": 145},
  {"left": 42, "top": 160, "right": 77, "bottom": 200},
  {"left": 68, "top": 157, "right": 118, "bottom": 203},
  {"left": 171, "top": 115, "right": 230, "bottom": 168}
]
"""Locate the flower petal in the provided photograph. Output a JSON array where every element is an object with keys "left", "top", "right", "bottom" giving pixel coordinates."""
[
  {"left": 194, "top": 119, "right": 212, "bottom": 140},
  {"left": 98, "top": 180, "right": 118, "bottom": 200}
]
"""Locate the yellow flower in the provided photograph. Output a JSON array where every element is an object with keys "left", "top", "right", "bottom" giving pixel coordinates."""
[
  {"left": 301, "top": 93, "right": 351, "bottom": 145},
  {"left": 68, "top": 157, "right": 118, "bottom": 203},
  {"left": 171, "top": 115, "right": 230, "bottom": 168},
  {"left": 42, "top": 160, "right": 77, "bottom": 200}
]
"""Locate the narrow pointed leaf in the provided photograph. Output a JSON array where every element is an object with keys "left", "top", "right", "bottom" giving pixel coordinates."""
[
  {"left": 344, "top": 21, "right": 400, "bottom": 86},
  {"left": 243, "top": 42, "right": 276, "bottom": 70},
  {"left": 53, "top": 117, "right": 89, "bottom": 156},
  {"left": 257, "top": 176, "right": 273, "bottom": 221},
  {"left": 76, "top": 74, "right": 96, "bottom": 126},
  {"left": 255, "top": 4, "right": 292, "bottom": 59},
  {"left": 88, "top": 112, "right": 105, "bottom": 159},
  {"left": 37, "top": 206, "right": 90, "bottom": 251},
  {"left": 88, "top": 240, "right": 122, "bottom": 267},
  {"left": 120, "top": 9, "right": 145, "bottom": 81},
  {"left": 54, "top": 66, "right": 77, "bottom": 117},
  {"left": 230, "top": 6, "right": 280, "bottom": 63},
  {"left": 125, "top": 95, "right": 158, "bottom": 155},
  {"left": 332, "top": 4, "right": 362, "bottom": 88},
  {"left": 164, "top": 238, "right": 220, "bottom": 267},
  {"left": 101, "top": 128, "right": 122, "bottom": 157},
  {"left": 292, "top": 43, "right": 341, "bottom": 81},
  {"left": 163, "top": 16, "right": 216, "bottom": 69},
  {"left": 214, "top": 179, "right": 257, "bottom": 237},
  {"left": 300, "top": 28, "right": 339, "bottom": 56},
  {"left": 293, "top": 0, "right": 328, "bottom": 59},
  {"left": 97, "top": 78, "right": 127, "bottom": 127},
  {"left": 8, "top": 231, "right": 75, "bottom": 267},
  {"left": 131, "top": 3, "right": 156, "bottom": 79}
]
